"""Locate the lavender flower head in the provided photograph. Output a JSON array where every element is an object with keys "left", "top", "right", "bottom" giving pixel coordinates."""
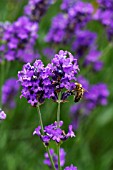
[
  {"left": 2, "top": 78, "right": 19, "bottom": 109},
  {"left": 0, "top": 109, "right": 6, "bottom": 120},
  {"left": 67, "top": 1, "right": 94, "bottom": 29},
  {"left": 24, "top": 0, "right": 56, "bottom": 22},
  {"left": 18, "top": 50, "right": 79, "bottom": 106},
  {"left": 0, "top": 16, "right": 38, "bottom": 62},
  {"left": 64, "top": 164, "right": 77, "bottom": 170},
  {"left": 94, "top": 0, "right": 113, "bottom": 40},
  {"left": 33, "top": 121, "right": 75, "bottom": 145},
  {"left": 45, "top": 13, "right": 68, "bottom": 43},
  {"left": 44, "top": 148, "right": 66, "bottom": 169},
  {"left": 72, "top": 30, "right": 97, "bottom": 57},
  {"left": 18, "top": 60, "right": 47, "bottom": 106},
  {"left": 47, "top": 50, "right": 79, "bottom": 101},
  {"left": 0, "top": 21, "right": 10, "bottom": 63}
]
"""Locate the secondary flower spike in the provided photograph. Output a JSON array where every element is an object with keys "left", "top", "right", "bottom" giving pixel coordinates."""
[{"left": 33, "top": 121, "right": 75, "bottom": 145}]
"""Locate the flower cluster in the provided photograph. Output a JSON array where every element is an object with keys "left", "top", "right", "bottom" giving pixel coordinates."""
[
  {"left": 18, "top": 50, "right": 79, "bottom": 106},
  {"left": 33, "top": 121, "right": 75, "bottom": 145},
  {"left": 94, "top": 0, "right": 113, "bottom": 41},
  {"left": 45, "top": 1, "right": 94, "bottom": 44},
  {"left": 45, "top": 0, "right": 102, "bottom": 72},
  {"left": 0, "top": 16, "right": 38, "bottom": 63},
  {"left": 44, "top": 148, "right": 66, "bottom": 169},
  {"left": 24, "top": 0, "right": 55, "bottom": 22},
  {"left": 0, "top": 109, "right": 6, "bottom": 120},
  {"left": 2, "top": 78, "right": 20, "bottom": 109},
  {"left": 72, "top": 30, "right": 103, "bottom": 71},
  {"left": 0, "top": 22, "right": 10, "bottom": 62},
  {"left": 70, "top": 76, "right": 109, "bottom": 129}
]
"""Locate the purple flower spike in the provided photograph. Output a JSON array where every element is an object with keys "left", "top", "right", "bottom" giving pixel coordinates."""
[
  {"left": 2, "top": 78, "right": 19, "bottom": 109},
  {"left": 24, "top": 0, "right": 56, "bottom": 22},
  {"left": 0, "top": 109, "right": 6, "bottom": 120},
  {"left": 64, "top": 164, "right": 77, "bottom": 170},
  {"left": 0, "top": 16, "right": 38, "bottom": 63},
  {"left": 94, "top": 0, "right": 113, "bottom": 40},
  {"left": 44, "top": 148, "right": 66, "bottom": 169},
  {"left": 18, "top": 50, "right": 79, "bottom": 105},
  {"left": 33, "top": 121, "right": 75, "bottom": 145}
]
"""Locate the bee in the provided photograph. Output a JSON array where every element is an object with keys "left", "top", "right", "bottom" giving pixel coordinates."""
[{"left": 72, "top": 82, "right": 87, "bottom": 102}]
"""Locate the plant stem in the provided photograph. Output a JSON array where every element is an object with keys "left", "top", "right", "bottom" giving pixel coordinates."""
[
  {"left": 57, "top": 93, "right": 61, "bottom": 128},
  {"left": 57, "top": 93, "right": 61, "bottom": 170},
  {"left": 46, "top": 146, "right": 56, "bottom": 170},
  {"left": 57, "top": 144, "right": 61, "bottom": 170},
  {"left": 37, "top": 104, "right": 56, "bottom": 170},
  {"left": 37, "top": 103, "right": 44, "bottom": 135}
]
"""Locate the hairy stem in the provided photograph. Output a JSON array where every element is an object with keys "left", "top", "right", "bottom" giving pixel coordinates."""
[{"left": 37, "top": 104, "right": 56, "bottom": 170}]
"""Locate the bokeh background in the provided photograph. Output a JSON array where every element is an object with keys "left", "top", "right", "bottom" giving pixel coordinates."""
[{"left": 0, "top": 0, "right": 113, "bottom": 170}]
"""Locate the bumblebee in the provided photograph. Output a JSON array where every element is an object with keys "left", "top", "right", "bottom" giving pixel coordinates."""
[{"left": 72, "top": 82, "right": 87, "bottom": 102}]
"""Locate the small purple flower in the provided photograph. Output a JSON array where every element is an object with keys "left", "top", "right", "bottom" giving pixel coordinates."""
[
  {"left": 2, "top": 78, "right": 19, "bottom": 109},
  {"left": 64, "top": 164, "right": 77, "bottom": 170},
  {"left": 44, "top": 148, "right": 66, "bottom": 169},
  {"left": 33, "top": 121, "right": 75, "bottom": 145},
  {"left": 0, "top": 109, "right": 6, "bottom": 120}
]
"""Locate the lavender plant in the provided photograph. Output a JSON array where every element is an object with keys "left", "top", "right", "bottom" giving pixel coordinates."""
[{"left": 18, "top": 50, "right": 80, "bottom": 169}]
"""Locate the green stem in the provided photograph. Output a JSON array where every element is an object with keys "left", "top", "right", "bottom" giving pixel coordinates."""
[
  {"left": 57, "top": 93, "right": 61, "bottom": 128},
  {"left": 102, "top": 43, "right": 113, "bottom": 57},
  {"left": 37, "top": 104, "right": 56, "bottom": 170},
  {"left": 37, "top": 104, "right": 44, "bottom": 135},
  {"left": 57, "top": 145, "right": 61, "bottom": 170},
  {"left": 46, "top": 146, "right": 56, "bottom": 170}
]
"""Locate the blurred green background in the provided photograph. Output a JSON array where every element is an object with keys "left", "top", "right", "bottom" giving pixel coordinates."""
[{"left": 0, "top": 0, "right": 113, "bottom": 170}]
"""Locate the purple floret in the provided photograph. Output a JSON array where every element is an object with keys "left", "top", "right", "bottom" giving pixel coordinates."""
[{"left": 0, "top": 109, "right": 6, "bottom": 120}]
